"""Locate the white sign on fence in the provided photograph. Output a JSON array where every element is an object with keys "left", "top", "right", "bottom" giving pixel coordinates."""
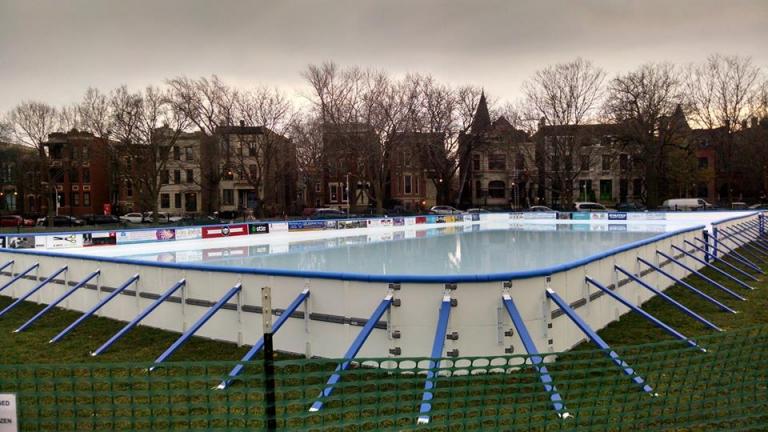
[{"left": 0, "top": 393, "right": 18, "bottom": 432}]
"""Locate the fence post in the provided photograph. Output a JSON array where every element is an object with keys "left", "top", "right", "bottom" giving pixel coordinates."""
[
  {"left": 262, "top": 286, "right": 277, "bottom": 431},
  {"left": 703, "top": 230, "right": 710, "bottom": 262}
]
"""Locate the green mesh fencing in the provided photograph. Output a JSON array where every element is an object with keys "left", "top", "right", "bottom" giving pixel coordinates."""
[{"left": 1, "top": 324, "right": 767, "bottom": 431}]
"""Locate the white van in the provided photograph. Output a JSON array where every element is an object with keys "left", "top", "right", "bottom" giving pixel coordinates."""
[{"left": 661, "top": 198, "right": 713, "bottom": 211}]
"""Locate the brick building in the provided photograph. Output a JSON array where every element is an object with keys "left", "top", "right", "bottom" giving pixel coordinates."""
[
  {"left": 321, "top": 123, "right": 376, "bottom": 212},
  {"left": 389, "top": 132, "right": 443, "bottom": 211}
]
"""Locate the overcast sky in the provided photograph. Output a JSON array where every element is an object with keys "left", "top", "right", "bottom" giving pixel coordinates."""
[{"left": 0, "top": 0, "right": 766, "bottom": 114}]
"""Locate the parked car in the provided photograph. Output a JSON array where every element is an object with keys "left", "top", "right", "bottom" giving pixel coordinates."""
[
  {"left": 309, "top": 208, "right": 348, "bottom": 219},
  {"left": 731, "top": 202, "right": 748, "bottom": 210},
  {"left": 527, "top": 205, "right": 555, "bottom": 212},
  {"left": 429, "top": 205, "right": 462, "bottom": 215},
  {"left": 143, "top": 212, "right": 183, "bottom": 223},
  {"left": 748, "top": 203, "right": 768, "bottom": 210},
  {"left": 574, "top": 202, "right": 610, "bottom": 212},
  {"left": 661, "top": 198, "right": 713, "bottom": 211},
  {"left": 119, "top": 212, "right": 144, "bottom": 224},
  {"left": 82, "top": 214, "right": 121, "bottom": 225},
  {"left": 616, "top": 202, "right": 646, "bottom": 212},
  {"left": 465, "top": 208, "right": 490, "bottom": 214},
  {"left": 36, "top": 215, "right": 85, "bottom": 227},
  {"left": 0, "top": 215, "right": 34, "bottom": 227}
]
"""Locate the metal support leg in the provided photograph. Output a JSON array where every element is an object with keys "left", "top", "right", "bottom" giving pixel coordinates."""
[
  {"left": 694, "top": 237, "right": 763, "bottom": 274},
  {"left": 657, "top": 250, "right": 746, "bottom": 301},
  {"left": 15, "top": 270, "right": 101, "bottom": 332},
  {"left": 0, "top": 263, "right": 39, "bottom": 294},
  {"left": 417, "top": 293, "right": 453, "bottom": 424},
  {"left": 672, "top": 244, "right": 754, "bottom": 290},
  {"left": 0, "top": 266, "right": 67, "bottom": 318}
]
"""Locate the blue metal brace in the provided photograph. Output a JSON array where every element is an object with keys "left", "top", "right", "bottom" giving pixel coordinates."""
[
  {"left": 656, "top": 250, "right": 746, "bottom": 301},
  {"left": 0, "top": 266, "right": 68, "bottom": 318},
  {"left": 151, "top": 283, "right": 242, "bottom": 369},
  {"left": 718, "top": 229, "right": 768, "bottom": 262},
  {"left": 15, "top": 270, "right": 101, "bottom": 332},
  {"left": 739, "top": 224, "right": 768, "bottom": 247},
  {"left": 309, "top": 293, "right": 394, "bottom": 412},
  {"left": 91, "top": 279, "right": 187, "bottom": 356},
  {"left": 636, "top": 257, "right": 735, "bottom": 313},
  {"left": 694, "top": 237, "right": 763, "bottom": 274},
  {"left": 722, "top": 227, "right": 768, "bottom": 255},
  {"left": 585, "top": 277, "right": 701, "bottom": 351},
  {"left": 614, "top": 266, "right": 721, "bottom": 332},
  {"left": 50, "top": 274, "right": 139, "bottom": 344},
  {"left": 0, "top": 263, "right": 39, "bottom": 294},
  {"left": 671, "top": 244, "right": 754, "bottom": 291},
  {"left": 417, "top": 294, "right": 454, "bottom": 424},
  {"left": 501, "top": 293, "right": 568, "bottom": 416},
  {"left": 0, "top": 260, "right": 14, "bottom": 274},
  {"left": 683, "top": 240, "right": 759, "bottom": 280},
  {"left": 545, "top": 288, "right": 654, "bottom": 394},
  {"left": 217, "top": 288, "right": 310, "bottom": 389}
]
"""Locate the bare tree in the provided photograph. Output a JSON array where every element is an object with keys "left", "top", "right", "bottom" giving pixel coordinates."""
[
  {"left": 110, "top": 85, "right": 188, "bottom": 222},
  {"left": 605, "top": 63, "right": 686, "bottom": 207},
  {"left": 78, "top": 87, "right": 113, "bottom": 138},
  {"left": 684, "top": 54, "right": 762, "bottom": 202},
  {"left": 231, "top": 87, "right": 297, "bottom": 215},
  {"left": 523, "top": 58, "right": 606, "bottom": 207},
  {"left": 292, "top": 115, "right": 325, "bottom": 207},
  {"left": 7, "top": 101, "right": 64, "bottom": 222},
  {"left": 167, "top": 75, "right": 238, "bottom": 213}
]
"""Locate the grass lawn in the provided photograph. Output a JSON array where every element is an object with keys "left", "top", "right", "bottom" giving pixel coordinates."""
[{"left": 0, "top": 249, "right": 766, "bottom": 430}]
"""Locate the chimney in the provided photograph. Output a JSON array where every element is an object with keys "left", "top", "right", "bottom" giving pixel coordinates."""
[{"left": 239, "top": 120, "right": 245, "bottom": 127}]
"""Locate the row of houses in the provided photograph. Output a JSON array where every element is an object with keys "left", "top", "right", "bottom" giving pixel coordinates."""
[{"left": 1, "top": 95, "right": 767, "bottom": 217}]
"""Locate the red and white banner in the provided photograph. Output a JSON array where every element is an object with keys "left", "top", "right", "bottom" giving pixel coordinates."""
[{"left": 202, "top": 224, "right": 249, "bottom": 239}]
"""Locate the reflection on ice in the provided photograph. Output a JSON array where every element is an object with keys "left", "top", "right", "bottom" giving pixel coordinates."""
[{"left": 120, "top": 223, "right": 665, "bottom": 276}]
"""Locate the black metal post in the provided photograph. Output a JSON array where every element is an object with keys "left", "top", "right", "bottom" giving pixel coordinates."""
[{"left": 262, "top": 286, "right": 277, "bottom": 431}]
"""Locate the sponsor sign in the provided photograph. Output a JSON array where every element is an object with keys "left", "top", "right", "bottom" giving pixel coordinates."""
[
  {"left": 202, "top": 224, "right": 248, "bottom": 238},
  {"left": 590, "top": 213, "right": 608, "bottom": 220},
  {"left": 404, "top": 217, "right": 416, "bottom": 225},
  {"left": 6, "top": 236, "right": 35, "bottom": 249},
  {"left": 0, "top": 393, "right": 18, "bottom": 432},
  {"left": 288, "top": 220, "right": 326, "bottom": 231},
  {"left": 380, "top": 218, "right": 393, "bottom": 227},
  {"left": 102, "top": 203, "right": 112, "bottom": 216},
  {"left": 393, "top": 217, "right": 405, "bottom": 226},
  {"left": 571, "top": 212, "right": 591, "bottom": 220},
  {"left": 415, "top": 216, "right": 427, "bottom": 224},
  {"left": 203, "top": 246, "right": 248, "bottom": 260},
  {"left": 117, "top": 229, "right": 172, "bottom": 244},
  {"left": 175, "top": 227, "right": 202, "bottom": 241},
  {"left": 607, "top": 212, "right": 628, "bottom": 221},
  {"left": 83, "top": 231, "right": 116, "bottom": 247},
  {"left": 248, "top": 223, "right": 270, "bottom": 235},
  {"left": 0, "top": 237, "right": 5, "bottom": 249},
  {"left": 366, "top": 219, "right": 382, "bottom": 228},
  {"left": 45, "top": 234, "right": 82, "bottom": 249},
  {"left": 338, "top": 220, "right": 366, "bottom": 229},
  {"left": 444, "top": 215, "right": 455, "bottom": 223},
  {"left": 522, "top": 212, "right": 557, "bottom": 219},
  {"left": 471, "top": 213, "right": 480, "bottom": 222},
  {"left": 269, "top": 222, "right": 289, "bottom": 232},
  {"left": 324, "top": 220, "right": 338, "bottom": 230}
]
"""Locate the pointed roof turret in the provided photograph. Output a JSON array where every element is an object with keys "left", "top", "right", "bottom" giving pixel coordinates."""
[{"left": 470, "top": 91, "right": 491, "bottom": 134}]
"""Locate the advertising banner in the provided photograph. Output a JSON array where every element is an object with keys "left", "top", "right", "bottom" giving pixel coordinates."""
[
  {"left": 522, "top": 212, "right": 557, "bottom": 219},
  {"left": 45, "top": 234, "right": 82, "bottom": 249},
  {"left": 0, "top": 237, "right": 5, "bottom": 249},
  {"left": 175, "top": 227, "right": 202, "bottom": 241},
  {"left": 288, "top": 220, "right": 326, "bottom": 231},
  {"left": 590, "top": 213, "right": 608, "bottom": 221},
  {"left": 6, "top": 236, "right": 35, "bottom": 249},
  {"left": 248, "top": 223, "right": 270, "bottom": 235},
  {"left": 202, "top": 224, "right": 248, "bottom": 238},
  {"left": 571, "top": 212, "right": 591, "bottom": 220},
  {"left": 338, "top": 220, "right": 366, "bottom": 229},
  {"left": 393, "top": 217, "right": 405, "bottom": 226},
  {"left": 269, "top": 222, "right": 289, "bottom": 232},
  {"left": 415, "top": 216, "right": 427, "bottom": 224},
  {"left": 83, "top": 231, "right": 116, "bottom": 247},
  {"left": 117, "top": 229, "right": 176, "bottom": 244},
  {"left": 404, "top": 217, "right": 416, "bottom": 225},
  {"left": 607, "top": 212, "right": 628, "bottom": 221}
]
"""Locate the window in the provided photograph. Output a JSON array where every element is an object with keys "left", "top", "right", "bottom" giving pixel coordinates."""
[
  {"left": 82, "top": 146, "right": 89, "bottom": 160},
  {"left": 515, "top": 153, "right": 525, "bottom": 171},
  {"left": 404, "top": 175, "right": 413, "bottom": 194},
  {"left": 488, "top": 180, "right": 506, "bottom": 199},
  {"left": 601, "top": 155, "right": 612, "bottom": 171},
  {"left": 83, "top": 192, "right": 90, "bottom": 207},
  {"left": 698, "top": 157, "right": 709, "bottom": 169},
  {"left": 173, "top": 170, "right": 181, "bottom": 184},
  {"left": 186, "top": 169, "right": 194, "bottom": 183},
  {"left": 185, "top": 193, "right": 197, "bottom": 212},
  {"left": 600, "top": 179, "right": 613, "bottom": 201},
  {"left": 475, "top": 180, "right": 482, "bottom": 199},
  {"left": 414, "top": 176, "right": 419, "bottom": 194},
  {"left": 160, "top": 193, "right": 170, "bottom": 209},
  {"left": 580, "top": 155, "right": 590, "bottom": 171},
  {"left": 619, "top": 154, "right": 629, "bottom": 170},
  {"left": 71, "top": 192, "right": 80, "bottom": 207},
  {"left": 315, "top": 183, "right": 321, "bottom": 193},
  {"left": 160, "top": 170, "right": 169, "bottom": 184},
  {"left": 248, "top": 145, "right": 257, "bottom": 157},
  {"left": 488, "top": 154, "right": 506, "bottom": 171},
  {"left": 126, "top": 181, "right": 133, "bottom": 198},
  {"left": 173, "top": 146, "right": 180, "bottom": 160},
  {"left": 223, "top": 169, "right": 234, "bottom": 181},
  {"left": 223, "top": 189, "right": 235, "bottom": 206},
  {"left": 185, "top": 147, "right": 193, "bottom": 161},
  {"left": 472, "top": 154, "right": 481, "bottom": 171},
  {"left": 69, "top": 168, "right": 79, "bottom": 183},
  {"left": 619, "top": 179, "right": 628, "bottom": 201},
  {"left": 329, "top": 183, "right": 339, "bottom": 203},
  {"left": 174, "top": 193, "right": 181, "bottom": 208},
  {"left": 82, "top": 168, "right": 90, "bottom": 183},
  {"left": 633, "top": 178, "right": 642, "bottom": 198}
]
